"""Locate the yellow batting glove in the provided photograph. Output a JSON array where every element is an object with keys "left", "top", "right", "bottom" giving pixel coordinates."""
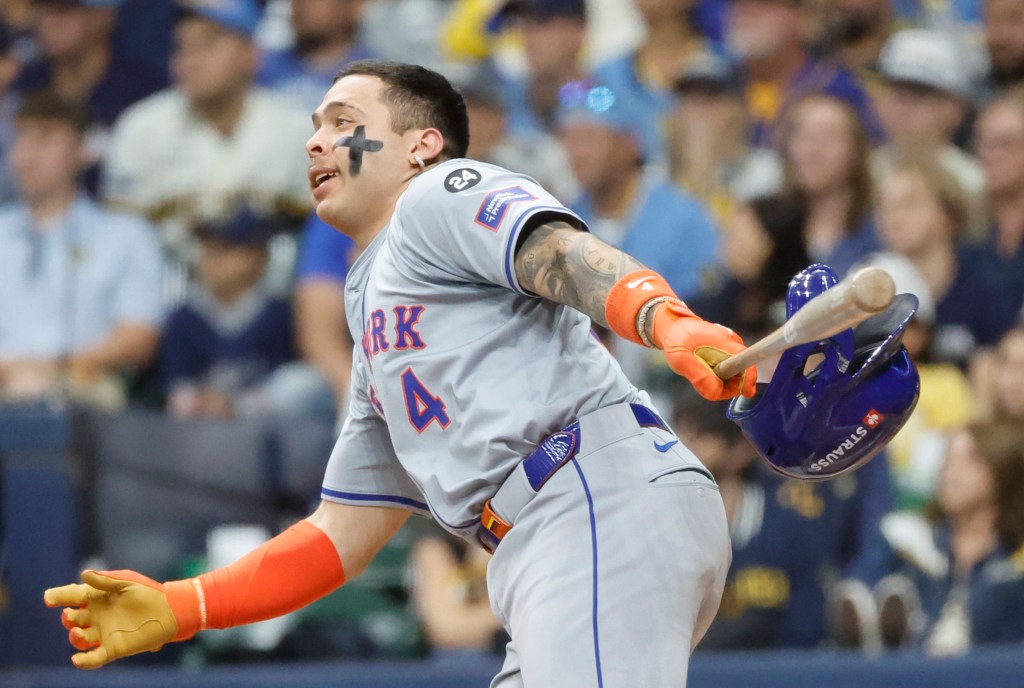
[{"left": 43, "top": 569, "right": 199, "bottom": 669}]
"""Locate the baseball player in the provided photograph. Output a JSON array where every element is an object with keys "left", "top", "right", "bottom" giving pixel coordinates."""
[{"left": 44, "top": 60, "right": 756, "bottom": 687}]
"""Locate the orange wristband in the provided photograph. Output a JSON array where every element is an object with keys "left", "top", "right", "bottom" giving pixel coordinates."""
[
  {"left": 605, "top": 269, "right": 680, "bottom": 346},
  {"left": 168, "top": 520, "right": 345, "bottom": 635}
]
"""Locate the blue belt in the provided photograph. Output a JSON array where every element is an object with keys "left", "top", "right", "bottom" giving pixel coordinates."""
[{"left": 479, "top": 404, "right": 668, "bottom": 552}]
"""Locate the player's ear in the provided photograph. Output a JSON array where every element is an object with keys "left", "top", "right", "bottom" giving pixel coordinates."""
[{"left": 409, "top": 128, "right": 445, "bottom": 168}]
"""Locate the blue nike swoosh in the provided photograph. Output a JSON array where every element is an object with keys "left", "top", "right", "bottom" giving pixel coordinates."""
[{"left": 654, "top": 440, "right": 678, "bottom": 453}]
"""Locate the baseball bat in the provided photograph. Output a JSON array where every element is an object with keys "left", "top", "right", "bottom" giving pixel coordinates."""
[{"left": 713, "top": 266, "right": 896, "bottom": 381}]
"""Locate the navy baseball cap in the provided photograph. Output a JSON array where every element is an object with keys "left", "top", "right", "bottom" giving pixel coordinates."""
[
  {"left": 489, "top": 0, "right": 586, "bottom": 31},
  {"left": 193, "top": 207, "right": 279, "bottom": 247},
  {"left": 175, "top": 0, "right": 260, "bottom": 39}
]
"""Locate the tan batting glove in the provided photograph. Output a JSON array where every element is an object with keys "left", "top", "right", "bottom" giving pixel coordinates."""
[{"left": 43, "top": 569, "right": 200, "bottom": 669}]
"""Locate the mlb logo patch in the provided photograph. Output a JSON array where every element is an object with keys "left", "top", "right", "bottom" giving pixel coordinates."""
[
  {"left": 863, "top": 409, "right": 883, "bottom": 429},
  {"left": 475, "top": 186, "right": 537, "bottom": 231}
]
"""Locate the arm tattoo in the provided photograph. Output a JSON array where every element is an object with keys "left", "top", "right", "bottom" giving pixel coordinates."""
[{"left": 514, "top": 221, "right": 645, "bottom": 327}]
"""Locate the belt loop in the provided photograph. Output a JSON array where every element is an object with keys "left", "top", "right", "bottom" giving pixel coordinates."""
[
  {"left": 630, "top": 403, "right": 668, "bottom": 431},
  {"left": 479, "top": 500, "right": 512, "bottom": 554}
]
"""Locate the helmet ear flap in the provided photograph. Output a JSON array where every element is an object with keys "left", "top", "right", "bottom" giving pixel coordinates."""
[{"left": 851, "top": 293, "right": 920, "bottom": 377}]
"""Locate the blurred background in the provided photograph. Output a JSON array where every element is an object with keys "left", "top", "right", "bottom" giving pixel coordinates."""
[{"left": 1, "top": 0, "right": 1023, "bottom": 686}]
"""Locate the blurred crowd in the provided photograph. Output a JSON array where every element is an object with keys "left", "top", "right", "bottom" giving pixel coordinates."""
[{"left": 1, "top": 0, "right": 1023, "bottom": 664}]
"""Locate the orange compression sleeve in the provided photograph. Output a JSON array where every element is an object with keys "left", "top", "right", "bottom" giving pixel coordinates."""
[
  {"left": 604, "top": 269, "right": 680, "bottom": 346},
  {"left": 164, "top": 520, "right": 345, "bottom": 639}
]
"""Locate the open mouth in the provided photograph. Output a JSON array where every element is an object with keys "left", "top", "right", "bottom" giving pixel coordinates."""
[{"left": 312, "top": 170, "right": 339, "bottom": 189}]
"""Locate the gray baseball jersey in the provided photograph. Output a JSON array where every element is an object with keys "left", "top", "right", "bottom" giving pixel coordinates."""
[
  {"left": 319, "top": 158, "right": 731, "bottom": 687},
  {"left": 321, "top": 159, "right": 643, "bottom": 538}
]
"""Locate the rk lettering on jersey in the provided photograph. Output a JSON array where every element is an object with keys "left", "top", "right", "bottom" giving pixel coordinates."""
[{"left": 361, "top": 304, "right": 427, "bottom": 364}]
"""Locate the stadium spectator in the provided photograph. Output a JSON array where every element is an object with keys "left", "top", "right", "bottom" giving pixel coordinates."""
[
  {"left": 975, "top": 94, "right": 1024, "bottom": 312},
  {"left": 563, "top": 100, "right": 720, "bottom": 301},
  {"left": 816, "top": 0, "right": 894, "bottom": 77},
  {"left": 726, "top": 0, "right": 882, "bottom": 149},
  {"left": 15, "top": 0, "right": 166, "bottom": 128},
  {"left": 971, "top": 324, "right": 1024, "bottom": 423},
  {"left": 856, "top": 422, "right": 1024, "bottom": 654},
  {"left": 293, "top": 214, "right": 357, "bottom": 414},
  {"left": 672, "top": 387, "right": 856, "bottom": 650},
  {"left": 689, "top": 194, "right": 809, "bottom": 341},
  {"left": 0, "top": 91, "right": 162, "bottom": 405},
  {"left": 0, "top": 21, "right": 24, "bottom": 204},
  {"left": 872, "top": 28, "right": 986, "bottom": 235},
  {"left": 260, "top": 0, "right": 375, "bottom": 113},
  {"left": 591, "top": 0, "right": 714, "bottom": 163},
  {"left": 408, "top": 529, "right": 504, "bottom": 656},
  {"left": 990, "top": 326, "right": 1024, "bottom": 423},
  {"left": 779, "top": 93, "right": 880, "bottom": 277},
  {"left": 875, "top": 153, "right": 1019, "bottom": 368},
  {"left": 487, "top": 0, "right": 587, "bottom": 140},
  {"left": 454, "top": 61, "right": 577, "bottom": 202},
  {"left": 161, "top": 207, "right": 334, "bottom": 422},
  {"left": 102, "top": 0, "right": 311, "bottom": 291},
  {"left": 983, "top": 0, "right": 1024, "bottom": 97},
  {"left": 14, "top": 0, "right": 167, "bottom": 193},
  {"left": 666, "top": 49, "right": 783, "bottom": 223}
]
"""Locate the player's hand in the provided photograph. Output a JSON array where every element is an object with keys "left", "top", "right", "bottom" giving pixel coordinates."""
[
  {"left": 651, "top": 301, "right": 756, "bottom": 401},
  {"left": 43, "top": 569, "right": 189, "bottom": 669}
]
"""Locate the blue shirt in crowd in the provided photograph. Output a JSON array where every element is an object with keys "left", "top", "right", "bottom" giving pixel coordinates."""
[
  {"left": 571, "top": 175, "right": 720, "bottom": 299},
  {"left": 295, "top": 213, "right": 357, "bottom": 286},
  {"left": 0, "top": 196, "right": 164, "bottom": 358},
  {"left": 815, "top": 215, "right": 883, "bottom": 279}
]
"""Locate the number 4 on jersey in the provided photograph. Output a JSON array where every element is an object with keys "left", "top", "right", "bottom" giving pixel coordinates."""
[{"left": 401, "top": 368, "right": 451, "bottom": 432}]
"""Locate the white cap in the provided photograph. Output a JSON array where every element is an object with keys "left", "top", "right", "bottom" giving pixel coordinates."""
[
  {"left": 858, "top": 252, "right": 936, "bottom": 326},
  {"left": 878, "top": 29, "right": 972, "bottom": 101}
]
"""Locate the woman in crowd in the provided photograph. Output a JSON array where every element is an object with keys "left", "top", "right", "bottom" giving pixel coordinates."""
[
  {"left": 874, "top": 153, "right": 1019, "bottom": 368},
  {"left": 779, "top": 93, "right": 878, "bottom": 277},
  {"left": 873, "top": 422, "right": 1024, "bottom": 655}
]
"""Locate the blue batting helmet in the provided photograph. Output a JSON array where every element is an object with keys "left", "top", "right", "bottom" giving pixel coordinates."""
[{"left": 727, "top": 264, "right": 920, "bottom": 480}]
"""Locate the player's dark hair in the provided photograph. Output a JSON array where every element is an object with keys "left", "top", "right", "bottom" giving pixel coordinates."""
[
  {"left": 15, "top": 90, "right": 90, "bottom": 134},
  {"left": 334, "top": 60, "right": 470, "bottom": 162}
]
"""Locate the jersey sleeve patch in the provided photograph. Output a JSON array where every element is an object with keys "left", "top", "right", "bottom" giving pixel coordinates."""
[
  {"left": 444, "top": 167, "right": 482, "bottom": 193},
  {"left": 475, "top": 186, "right": 538, "bottom": 232}
]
